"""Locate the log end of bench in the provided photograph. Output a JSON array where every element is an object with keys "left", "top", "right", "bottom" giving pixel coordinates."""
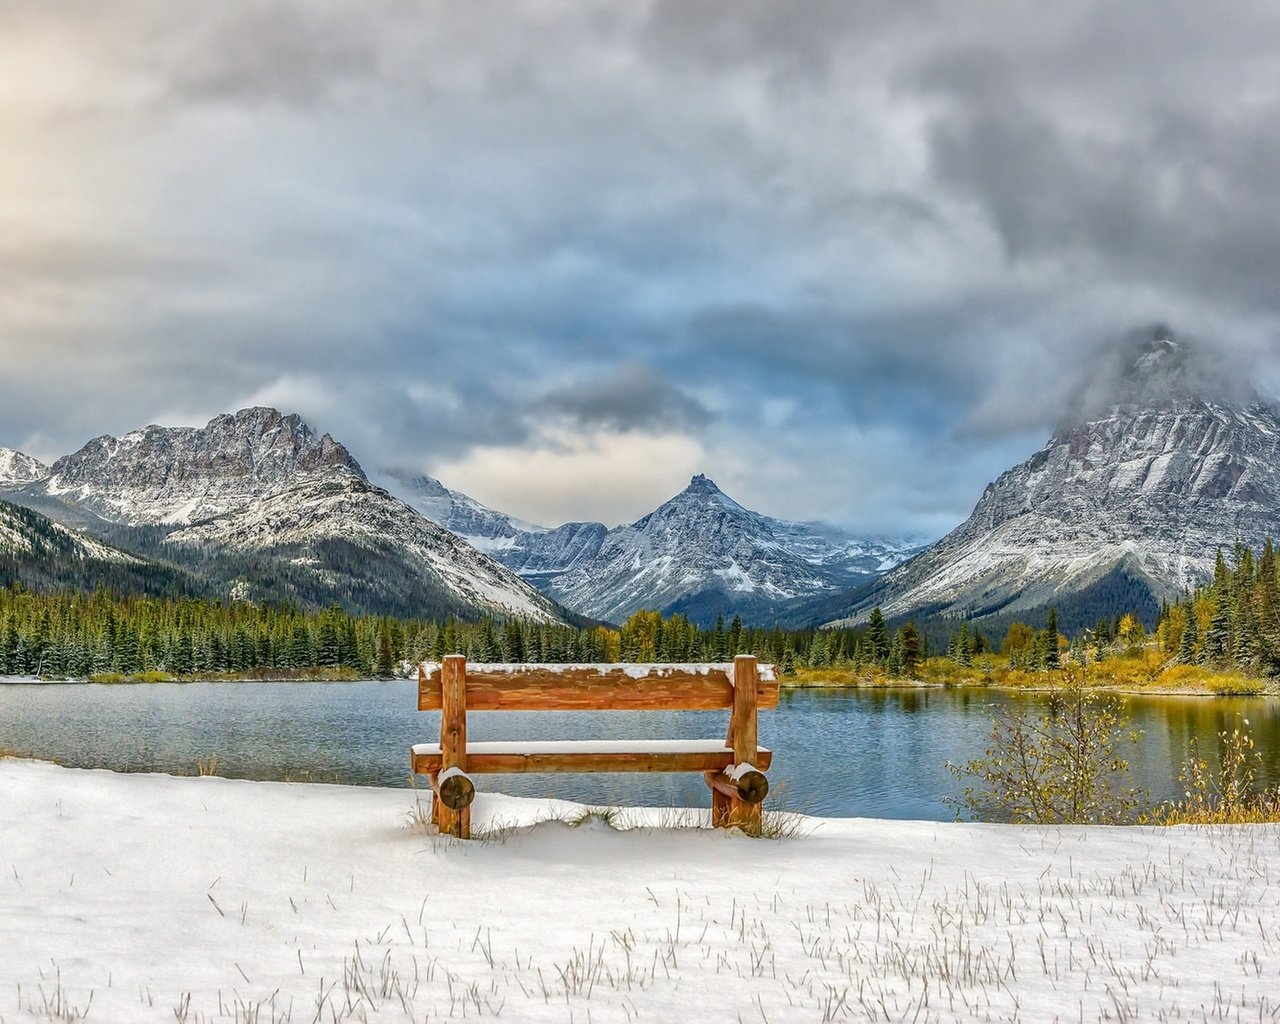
[
  {"left": 433, "top": 766, "right": 476, "bottom": 811},
  {"left": 705, "top": 765, "right": 769, "bottom": 805}
]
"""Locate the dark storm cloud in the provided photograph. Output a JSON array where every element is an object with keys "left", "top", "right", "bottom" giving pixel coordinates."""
[
  {"left": 535, "top": 365, "right": 712, "bottom": 434},
  {"left": 3, "top": 1, "right": 1280, "bottom": 532}
]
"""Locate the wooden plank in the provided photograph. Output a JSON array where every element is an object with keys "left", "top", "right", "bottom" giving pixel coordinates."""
[
  {"left": 436, "top": 655, "right": 469, "bottom": 838},
  {"left": 418, "top": 664, "right": 780, "bottom": 712},
  {"left": 730, "top": 656, "right": 759, "bottom": 766},
  {"left": 413, "top": 746, "right": 772, "bottom": 775},
  {"left": 729, "top": 655, "right": 762, "bottom": 835}
]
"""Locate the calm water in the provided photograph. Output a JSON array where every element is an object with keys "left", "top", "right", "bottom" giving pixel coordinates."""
[{"left": 2, "top": 680, "right": 1278, "bottom": 819}]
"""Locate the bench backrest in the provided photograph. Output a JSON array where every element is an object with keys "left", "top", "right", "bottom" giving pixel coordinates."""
[{"left": 417, "top": 659, "right": 780, "bottom": 712}]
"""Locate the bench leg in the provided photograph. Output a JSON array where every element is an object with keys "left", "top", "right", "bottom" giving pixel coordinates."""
[
  {"left": 437, "top": 803, "right": 470, "bottom": 840},
  {"left": 710, "top": 787, "right": 732, "bottom": 827},
  {"left": 728, "top": 798, "right": 762, "bottom": 837}
]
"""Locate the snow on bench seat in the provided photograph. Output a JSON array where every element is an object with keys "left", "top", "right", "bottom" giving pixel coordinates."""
[{"left": 411, "top": 739, "right": 773, "bottom": 774}]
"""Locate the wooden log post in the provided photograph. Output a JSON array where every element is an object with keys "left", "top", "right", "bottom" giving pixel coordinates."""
[
  {"left": 436, "top": 655, "right": 472, "bottom": 838},
  {"left": 728, "top": 655, "right": 762, "bottom": 835}
]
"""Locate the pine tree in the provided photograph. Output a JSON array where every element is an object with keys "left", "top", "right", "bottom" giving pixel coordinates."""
[
  {"left": 1178, "top": 607, "right": 1198, "bottom": 663},
  {"left": 888, "top": 631, "right": 904, "bottom": 677},
  {"left": 866, "top": 608, "right": 890, "bottom": 664},
  {"left": 900, "top": 621, "right": 922, "bottom": 677},
  {"left": 1201, "top": 598, "right": 1231, "bottom": 665},
  {"left": 374, "top": 619, "right": 395, "bottom": 678},
  {"left": 1043, "top": 608, "right": 1061, "bottom": 669}
]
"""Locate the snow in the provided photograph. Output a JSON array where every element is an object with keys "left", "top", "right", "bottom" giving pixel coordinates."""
[
  {"left": 420, "top": 661, "right": 779, "bottom": 683},
  {"left": 3, "top": 758, "right": 1279, "bottom": 1023},
  {"left": 411, "top": 739, "right": 766, "bottom": 756}
]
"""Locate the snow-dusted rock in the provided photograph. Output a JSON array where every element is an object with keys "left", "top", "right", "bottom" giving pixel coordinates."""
[
  {"left": 165, "top": 476, "right": 564, "bottom": 622},
  {"left": 830, "top": 334, "right": 1280, "bottom": 625},
  {"left": 39, "top": 406, "right": 363, "bottom": 526},
  {"left": 0, "top": 447, "right": 50, "bottom": 488},
  {"left": 542, "top": 475, "right": 917, "bottom": 625}
]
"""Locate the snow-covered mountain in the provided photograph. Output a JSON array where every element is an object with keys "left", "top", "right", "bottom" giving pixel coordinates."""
[
  {"left": 37, "top": 407, "right": 363, "bottom": 526},
  {"left": 538, "top": 474, "right": 915, "bottom": 625},
  {"left": 393, "top": 471, "right": 919, "bottom": 623},
  {"left": 391, "top": 474, "right": 549, "bottom": 553},
  {"left": 829, "top": 334, "right": 1280, "bottom": 630},
  {"left": 0, "top": 448, "right": 50, "bottom": 488},
  {"left": 166, "top": 477, "right": 563, "bottom": 622},
  {"left": 389, "top": 473, "right": 608, "bottom": 581},
  {"left": 3, "top": 408, "right": 568, "bottom": 622}
]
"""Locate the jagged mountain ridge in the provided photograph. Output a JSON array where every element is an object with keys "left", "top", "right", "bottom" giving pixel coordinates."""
[
  {"left": 829, "top": 335, "right": 1280, "bottom": 628},
  {"left": 38, "top": 407, "right": 363, "bottom": 526},
  {"left": 389, "top": 473, "right": 608, "bottom": 581},
  {"left": 393, "top": 472, "right": 920, "bottom": 623}
]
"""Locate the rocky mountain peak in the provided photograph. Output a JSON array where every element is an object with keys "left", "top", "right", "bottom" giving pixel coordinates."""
[
  {"left": 407, "top": 474, "right": 450, "bottom": 499},
  {"left": 41, "top": 407, "right": 365, "bottom": 526},
  {"left": 0, "top": 447, "right": 51, "bottom": 487}
]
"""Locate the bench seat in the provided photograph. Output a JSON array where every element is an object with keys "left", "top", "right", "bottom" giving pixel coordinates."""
[{"left": 411, "top": 739, "right": 773, "bottom": 775}]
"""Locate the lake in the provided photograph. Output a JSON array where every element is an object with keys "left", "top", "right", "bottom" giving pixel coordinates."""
[{"left": 2, "top": 680, "right": 1277, "bottom": 819}]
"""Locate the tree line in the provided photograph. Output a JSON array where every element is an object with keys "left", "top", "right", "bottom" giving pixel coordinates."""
[
  {"left": 1155, "top": 541, "right": 1280, "bottom": 678},
  {"left": 5, "top": 539, "right": 1276, "bottom": 681}
]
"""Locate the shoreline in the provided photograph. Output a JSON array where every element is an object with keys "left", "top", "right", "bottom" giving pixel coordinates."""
[
  {"left": 781, "top": 678, "right": 1280, "bottom": 698},
  {"left": 4, "top": 672, "right": 1277, "bottom": 698},
  {"left": 782, "top": 667, "right": 1280, "bottom": 698}
]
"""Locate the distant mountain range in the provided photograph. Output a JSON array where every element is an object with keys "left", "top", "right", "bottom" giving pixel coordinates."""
[
  {"left": 0, "top": 407, "right": 918, "bottom": 625},
  {"left": 5, "top": 330, "right": 1265, "bottom": 633},
  {"left": 390, "top": 471, "right": 922, "bottom": 626},
  {"left": 828, "top": 334, "right": 1280, "bottom": 634}
]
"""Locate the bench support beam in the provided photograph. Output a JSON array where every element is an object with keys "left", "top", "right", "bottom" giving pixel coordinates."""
[
  {"left": 727, "top": 655, "right": 762, "bottom": 836},
  {"left": 437, "top": 654, "right": 470, "bottom": 839}
]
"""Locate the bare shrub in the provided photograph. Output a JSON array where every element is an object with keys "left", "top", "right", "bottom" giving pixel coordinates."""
[{"left": 948, "top": 669, "right": 1149, "bottom": 824}]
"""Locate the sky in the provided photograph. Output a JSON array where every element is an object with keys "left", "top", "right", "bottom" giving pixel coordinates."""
[{"left": 3, "top": 2, "right": 1280, "bottom": 536}]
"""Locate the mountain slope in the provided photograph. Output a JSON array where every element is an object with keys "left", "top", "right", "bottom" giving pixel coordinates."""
[
  {"left": 164, "top": 477, "right": 564, "bottom": 621},
  {"left": 395, "top": 471, "right": 920, "bottom": 623},
  {"left": 829, "top": 335, "right": 1280, "bottom": 630},
  {"left": 0, "top": 498, "right": 195, "bottom": 597}
]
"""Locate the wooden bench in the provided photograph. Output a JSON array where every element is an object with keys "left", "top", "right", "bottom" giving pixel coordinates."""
[{"left": 411, "top": 655, "right": 779, "bottom": 838}]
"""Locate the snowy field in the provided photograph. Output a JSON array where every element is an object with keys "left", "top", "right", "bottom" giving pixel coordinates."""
[{"left": 2, "top": 759, "right": 1278, "bottom": 1023}]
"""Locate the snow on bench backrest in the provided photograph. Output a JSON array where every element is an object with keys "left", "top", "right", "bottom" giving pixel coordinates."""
[{"left": 417, "top": 659, "right": 780, "bottom": 712}]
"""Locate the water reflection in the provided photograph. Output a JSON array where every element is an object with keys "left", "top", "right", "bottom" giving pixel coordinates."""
[{"left": 0, "top": 681, "right": 1276, "bottom": 820}]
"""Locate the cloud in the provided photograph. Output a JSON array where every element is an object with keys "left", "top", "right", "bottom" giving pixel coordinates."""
[
  {"left": 430, "top": 427, "right": 707, "bottom": 528},
  {"left": 533, "top": 364, "right": 712, "bottom": 434},
  {"left": 3, "top": 1, "right": 1280, "bottom": 534}
]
